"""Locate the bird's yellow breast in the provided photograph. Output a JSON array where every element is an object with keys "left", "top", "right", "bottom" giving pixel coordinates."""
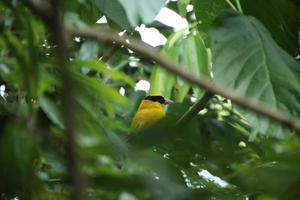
[{"left": 131, "top": 100, "right": 165, "bottom": 130}]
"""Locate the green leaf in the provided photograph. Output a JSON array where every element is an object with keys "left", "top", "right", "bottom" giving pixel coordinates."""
[
  {"left": 174, "top": 76, "right": 191, "bottom": 102},
  {"left": 182, "top": 30, "right": 210, "bottom": 100},
  {"left": 69, "top": 70, "right": 128, "bottom": 117},
  {"left": 78, "top": 40, "right": 99, "bottom": 59},
  {"left": 39, "top": 96, "right": 65, "bottom": 129},
  {"left": 149, "top": 30, "right": 188, "bottom": 100},
  {"left": 177, "top": 0, "right": 191, "bottom": 17},
  {"left": 240, "top": 0, "right": 300, "bottom": 55},
  {"left": 0, "top": 123, "right": 39, "bottom": 198},
  {"left": 174, "top": 29, "right": 210, "bottom": 102},
  {"left": 64, "top": 12, "right": 87, "bottom": 28},
  {"left": 149, "top": 64, "right": 176, "bottom": 99},
  {"left": 71, "top": 59, "right": 135, "bottom": 86},
  {"left": 118, "top": 0, "right": 167, "bottom": 27},
  {"left": 149, "top": 38, "right": 178, "bottom": 99},
  {"left": 210, "top": 11, "right": 300, "bottom": 138},
  {"left": 192, "top": 0, "right": 227, "bottom": 45},
  {"left": 150, "top": 29, "right": 210, "bottom": 102},
  {"left": 93, "top": 0, "right": 131, "bottom": 29},
  {"left": 67, "top": 1, "right": 100, "bottom": 24}
]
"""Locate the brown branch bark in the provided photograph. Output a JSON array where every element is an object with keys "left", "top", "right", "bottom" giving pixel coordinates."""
[{"left": 67, "top": 26, "right": 300, "bottom": 134}]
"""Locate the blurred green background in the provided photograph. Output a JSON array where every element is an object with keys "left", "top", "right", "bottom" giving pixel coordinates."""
[{"left": 0, "top": 0, "right": 300, "bottom": 199}]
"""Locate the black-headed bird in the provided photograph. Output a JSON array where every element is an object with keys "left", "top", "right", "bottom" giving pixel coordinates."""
[{"left": 131, "top": 95, "right": 173, "bottom": 130}]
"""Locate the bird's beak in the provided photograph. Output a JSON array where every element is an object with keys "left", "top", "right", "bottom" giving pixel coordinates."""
[{"left": 164, "top": 98, "right": 173, "bottom": 105}]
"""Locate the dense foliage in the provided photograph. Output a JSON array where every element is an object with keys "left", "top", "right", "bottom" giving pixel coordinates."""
[{"left": 1, "top": 0, "right": 300, "bottom": 199}]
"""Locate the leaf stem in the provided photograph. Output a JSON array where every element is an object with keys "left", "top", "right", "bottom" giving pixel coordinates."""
[
  {"left": 235, "top": 0, "right": 243, "bottom": 13},
  {"left": 176, "top": 91, "right": 214, "bottom": 127},
  {"left": 224, "top": 0, "right": 237, "bottom": 11}
]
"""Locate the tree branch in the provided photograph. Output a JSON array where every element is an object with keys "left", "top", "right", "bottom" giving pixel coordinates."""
[
  {"left": 67, "top": 26, "right": 300, "bottom": 134},
  {"left": 176, "top": 92, "right": 214, "bottom": 127},
  {"left": 87, "top": 44, "right": 119, "bottom": 76}
]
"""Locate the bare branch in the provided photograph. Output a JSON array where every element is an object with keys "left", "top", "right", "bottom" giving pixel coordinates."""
[{"left": 67, "top": 26, "right": 300, "bottom": 134}]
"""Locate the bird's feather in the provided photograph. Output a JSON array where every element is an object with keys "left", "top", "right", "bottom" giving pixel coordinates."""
[{"left": 131, "top": 100, "right": 166, "bottom": 129}]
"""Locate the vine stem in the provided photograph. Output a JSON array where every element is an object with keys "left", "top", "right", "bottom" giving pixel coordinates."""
[{"left": 67, "top": 26, "right": 300, "bottom": 134}]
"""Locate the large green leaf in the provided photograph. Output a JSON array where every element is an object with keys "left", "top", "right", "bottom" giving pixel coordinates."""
[
  {"left": 118, "top": 0, "right": 167, "bottom": 27},
  {"left": 92, "top": 0, "right": 131, "bottom": 29},
  {"left": 150, "top": 30, "right": 210, "bottom": 102},
  {"left": 210, "top": 11, "right": 300, "bottom": 138},
  {"left": 182, "top": 30, "right": 210, "bottom": 100},
  {"left": 149, "top": 31, "right": 184, "bottom": 99},
  {"left": 174, "top": 30, "right": 210, "bottom": 102},
  {"left": 240, "top": 0, "right": 300, "bottom": 55},
  {"left": 192, "top": 0, "right": 227, "bottom": 45},
  {"left": 149, "top": 46, "right": 177, "bottom": 99}
]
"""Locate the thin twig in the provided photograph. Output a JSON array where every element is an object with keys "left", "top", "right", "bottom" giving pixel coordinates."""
[
  {"left": 176, "top": 92, "right": 214, "bottom": 127},
  {"left": 87, "top": 44, "right": 119, "bottom": 76},
  {"left": 67, "top": 26, "right": 300, "bottom": 134},
  {"left": 100, "top": 44, "right": 119, "bottom": 62}
]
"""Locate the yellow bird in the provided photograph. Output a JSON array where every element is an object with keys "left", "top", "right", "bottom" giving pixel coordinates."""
[{"left": 131, "top": 95, "right": 173, "bottom": 130}]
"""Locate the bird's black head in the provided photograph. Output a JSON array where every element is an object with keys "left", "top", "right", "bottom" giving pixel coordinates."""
[
  {"left": 144, "top": 95, "right": 165, "bottom": 104},
  {"left": 144, "top": 95, "right": 173, "bottom": 104}
]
